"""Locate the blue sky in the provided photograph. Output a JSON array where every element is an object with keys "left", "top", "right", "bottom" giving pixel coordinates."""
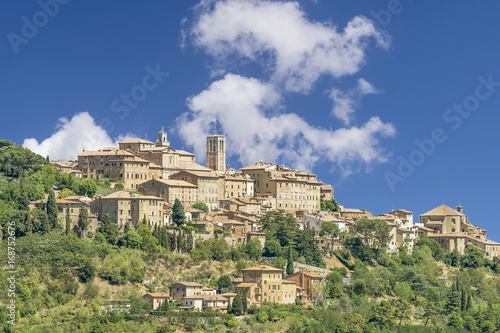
[{"left": 2, "top": 1, "right": 500, "bottom": 239}]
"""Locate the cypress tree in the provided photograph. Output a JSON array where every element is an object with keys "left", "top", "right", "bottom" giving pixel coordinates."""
[
  {"left": 154, "top": 224, "right": 159, "bottom": 239},
  {"left": 461, "top": 291, "right": 467, "bottom": 312},
  {"left": 26, "top": 210, "right": 33, "bottom": 236},
  {"left": 286, "top": 245, "right": 294, "bottom": 276},
  {"left": 232, "top": 291, "right": 243, "bottom": 315},
  {"left": 99, "top": 213, "right": 119, "bottom": 245},
  {"left": 65, "top": 206, "right": 71, "bottom": 235},
  {"left": 19, "top": 191, "right": 30, "bottom": 211},
  {"left": 466, "top": 293, "right": 472, "bottom": 311},
  {"left": 124, "top": 222, "right": 130, "bottom": 234},
  {"left": 172, "top": 199, "right": 185, "bottom": 227},
  {"left": 241, "top": 290, "right": 247, "bottom": 314},
  {"left": 162, "top": 228, "right": 169, "bottom": 250},
  {"left": 227, "top": 298, "right": 232, "bottom": 314},
  {"left": 187, "top": 230, "right": 193, "bottom": 252},
  {"left": 41, "top": 211, "right": 50, "bottom": 234},
  {"left": 445, "top": 290, "right": 461, "bottom": 314},
  {"left": 46, "top": 190, "right": 58, "bottom": 229},
  {"left": 177, "top": 231, "right": 183, "bottom": 253},
  {"left": 78, "top": 207, "right": 89, "bottom": 239},
  {"left": 172, "top": 232, "right": 177, "bottom": 252}
]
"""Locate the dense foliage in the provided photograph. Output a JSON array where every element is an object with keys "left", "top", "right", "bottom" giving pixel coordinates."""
[
  {"left": 261, "top": 210, "right": 325, "bottom": 267},
  {"left": 3, "top": 141, "right": 500, "bottom": 332}
]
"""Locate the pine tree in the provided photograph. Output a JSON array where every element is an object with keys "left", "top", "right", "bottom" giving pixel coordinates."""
[
  {"left": 65, "top": 205, "right": 71, "bottom": 235},
  {"left": 172, "top": 199, "right": 185, "bottom": 227},
  {"left": 41, "top": 211, "right": 50, "bottom": 234},
  {"left": 286, "top": 245, "right": 294, "bottom": 275},
  {"left": 46, "top": 190, "right": 58, "bottom": 229}
]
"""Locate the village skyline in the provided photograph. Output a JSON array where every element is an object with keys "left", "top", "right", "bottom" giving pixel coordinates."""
[{"left": 2, "top": 1, "right": 500, "bottom": 243}]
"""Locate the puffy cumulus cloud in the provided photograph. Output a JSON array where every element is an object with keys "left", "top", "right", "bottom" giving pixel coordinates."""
[
  {"left": 330, "top": 78, "right": 379, "bottom": 126},
  {"left": 23, "top": 112, "right": 135, "bottom": 160},
  {"left": 177, "top": 74, "right": 396, "bottom": 174},
  {"left": 191, "top": 0, "right": 390, "bottom": 92}
]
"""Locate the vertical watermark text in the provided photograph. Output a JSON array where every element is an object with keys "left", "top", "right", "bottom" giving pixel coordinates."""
[{"left": 6, "top": 221, "right": 17, "bottom": 326}]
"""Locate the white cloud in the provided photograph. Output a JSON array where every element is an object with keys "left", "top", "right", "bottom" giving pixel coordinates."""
[
  {"left": 179, "top": 0, "right": 396, "bottom": 175},
  {"left": 177, "top": 74, "right": 396, "bottom": 174},
  {"left": 191, "top": 0, "right": 390, "bottom": 92},
  {"left": 23, "top": 112, "right": 135, "bottom": 160},
  {"left": 330, "top": 78, "right": 379, "bottom": 126}
]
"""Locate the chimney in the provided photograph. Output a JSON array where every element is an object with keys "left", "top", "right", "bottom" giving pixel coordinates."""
[{"left": 456, "top": 205, "right": 463, "bottom": 214}]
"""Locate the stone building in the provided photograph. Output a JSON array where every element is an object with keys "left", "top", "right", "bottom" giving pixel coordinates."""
[
  {"left": 237, "top": 265, "right": 285, "bottom": 304},
  {"left": 51, "top": 160, "right": 81, "bottom": 177},
  {"left": 143, "top": 292, "right": 169, "bottom": 310},
  {"left": 282, "top": 280, "right": 299, "bottom": 304},
  {"left": 339, "top": 208, "right": 372, "bottom": 221},
  {"left": 169, "top": 170, "right": 223, "bottom": 211},
  {"left": 170, "top": 282, "right": 205, "bottom": 302},
  {"left": 240, "top": 162, "right": 321, "bottom": 212},
  {"left": 137, "top": 178, "right": 198, "bottom": 210},
  {"left": 303, "top": 213, "right": 347, "bottom": 236},
  {"left": 125, "top": 130, "right": 213, "bottom": 179},
  {"left": 286, "top": 271, "right": 324, "bottom": 304},
  {"left": 31, "top": 197, "right": 99, "bottom": 234},
  {"left": 421, "top": 204, "right": 500, "bottom": 257},
  {"left": 219, "top": 197, "right": 262, "bottom": 215},
  {"left": 90, "top": 191, "right": 165, "bottom": 228},
  {"left": 206, "top": 134, "right": 226, "bottom": 173},
  {"left": 319, "top": 183, "right": 334, "bottom": 202},
  {"left": 224, "top": 173, "right": 254, "bottom": 199},
  {"left": 118, "top": 138, "right": 155, "bottom": 152},
  {"left": 77, "top": 148, "right": 162, "bottom": 190},
  {"left": 247, "top": 232, "right": 266, "bottom": 249}
]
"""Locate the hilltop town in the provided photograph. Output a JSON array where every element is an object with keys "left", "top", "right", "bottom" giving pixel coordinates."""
[
  {"left": 2, "top": 132, "right": 500, "bottom": 332},
  {"left": 42, "top": 128, "right": 500, "bottom": 313}
]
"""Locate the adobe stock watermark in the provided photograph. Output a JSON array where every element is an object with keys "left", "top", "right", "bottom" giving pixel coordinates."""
[
  {"left": 6, "top": 221, "right": 17, "bottom": 326},
  {"left": 110, "top": 64, "right": 168, "bottom": 120},
  {"left": 385, "top": 74, "right": 500, "bottom": 192},
  {"left": 7, "top": 0, "right": 70, "bottom": 54},
  {"left": 370, "top": 0, "right": 412, "bottom": 28}
]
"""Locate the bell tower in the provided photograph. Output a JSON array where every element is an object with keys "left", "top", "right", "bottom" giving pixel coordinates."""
[
  {"left": 206, "top": 135, "right": 226, "bottom": 173},
  {"left": 156, "top": 127, "right": 170, "bottom": 147}
]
